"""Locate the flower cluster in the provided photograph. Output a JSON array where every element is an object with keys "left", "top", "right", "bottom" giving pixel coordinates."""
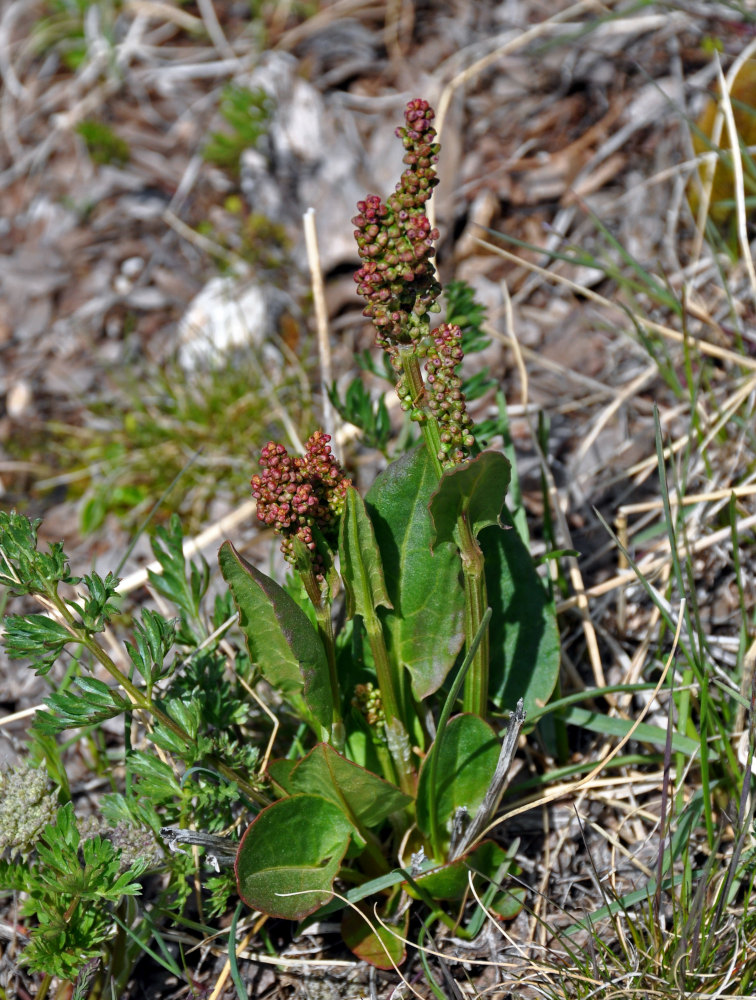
[
  {"left": 352, "top": 99, "right": 442, "bottom": 347},
  {"left": 0, "top": 762, "right": 57, "bottom": 860},
  {"left": 78, "top": 814, "right": 161, "bottom": 871},
  {"left": 250, "top": 431, "right": 351, "bottom": 578},
  {"left": 352, "top": 682, "right": 385, "bottom": 730},
  {"left": 425, "top": 324, "right": 475, "bottom": 465}
]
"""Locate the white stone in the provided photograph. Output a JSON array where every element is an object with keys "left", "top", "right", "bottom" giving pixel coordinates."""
[{"left": 176, "top": 274, "right": 284, "bottom": 371}]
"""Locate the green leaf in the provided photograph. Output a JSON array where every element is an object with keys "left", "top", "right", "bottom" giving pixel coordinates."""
[
  {"left": 416, "top": 714, "right": 500, "bottom": 847},
  {"left": 126, "top": 751, "right": 182, "bottom": 799},
  {"left": 2, "top": 614, "right": 72, "bottom": 674},
  {"left": 404, "top": 840, "right": 518, "bottom": 903},
  {"left": 266, "top": 757, "right": 297, "bottom": 796},
  {"left": 150, "top": 699, "right": 213, "bottom": 759},
  {"left": 35, "top": 803, "right": 147, "bottom": 901},
  {"left": 71, "top": 571, "right": 121, "bottom": 631},
  {"left": 560, "top": 705, "right": 702, "bottom": 756},
  {"left": 0, "top": 858, "right": 33, "bottom": 893},
  {"left": 148, "top": 514, "right": 208, "bottom": 629},
  {"left": 20, "top": 905, "right": 115, "bottom": 980},
  {"left": 235, "top": 794, "right": 354, "bottom": 920},
  {"left": 328, "top": 378, "right": 392, "bottom": 453},
  {"left": 203, "top": 84, "right": 270, "bottom": 172},
  {"left": 17, "top": 802, "right": 148, "bottom": 980},
  {"left": 428, "top": 450, "right": 511, "bottom": 548},
  {"left": 35, "top": 677, "right": 131, "bottom": 733},
  {"left": 0, "top": 511, "right": 76, "bottom": 595},
  {"left": 339, "top": 487, "right": 393, "bottom": 620},
  {"left": 148, "top": 720, "right": 191, "bottom": 757},
  {"left": 286, "top": 743, "right": 411, "bottom": 830},
  {"left": 445, "top": 279, "right": 490, "bottom": 354},
  {"left": 482, "top": 514, "right": 560, "bottom": 718},
  {"left": 125, "top": 609, "right": 176, "bottom": 686},
  {"left": 164, "top": 697, "right": 201, "bottom": 741},
  {"left": 365, "top": 445, "right": 465, "bottom": 700},
  {"left": 341, "top": 901, "right": 407, "bottom": 969},
  {"left": 80, "top": 493, "right": 107, "bottom": 535},
  {"left": 219, "top": 542, "right": 333, "bottom": 731}
]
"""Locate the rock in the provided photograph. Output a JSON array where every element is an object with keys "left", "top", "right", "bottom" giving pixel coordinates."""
[
  {"left": 239, "top": 51, "right": 368, "bottom": 271},
  {"left": 176, "top": 271, "right": 296, "bottom": 370}
]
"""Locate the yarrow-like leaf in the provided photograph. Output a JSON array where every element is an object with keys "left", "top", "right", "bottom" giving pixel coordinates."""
[
  {"left": 3, "top": 613, "right": 72, "bottom": 674},
  {"left": 124, "top": 608, "right": 177, "bottom": 687},
  {"left": 70, "top": 571, "right": 122, "bottom": 632},
  {"left": 35, "top": 677, "right": 133, "bottom": 734},
  {"left": 0, "top": 510, "right": 77, "bottom": 595},
  {"left": 148, "top": 514, "right": 209, "bottom": 633},
  {"left": 11, "top": 802, "right": 152, "bottom": 979}
]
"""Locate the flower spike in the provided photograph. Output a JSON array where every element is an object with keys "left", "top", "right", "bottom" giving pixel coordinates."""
[
  {"left": 353, "top": 99, "right": 442, "bottom": 347},
  {"left": 425, "top": 324, "right": 475, "bottom": 465},
  {"left": 250, "top": 432, "right": 351, "bottom": 579}
]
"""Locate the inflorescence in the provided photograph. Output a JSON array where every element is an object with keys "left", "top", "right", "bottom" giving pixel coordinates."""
[
  {"left": 0, "top": 762, "right": 57, "bottom": 861},
  {"left": 251, "top": 431, "right": 351, "bottom": 579},
  {"left": 425, "top": 323, "right": 475, "bottom": 465},
  {"left": 352, "top": 100, "right": 475, "bottom": 467},
  {"left": 352, "top": 682, "right": 385, "bottom": 730},
  {"left": 352, "top": 99, "right": 442, "bottom": 347}
]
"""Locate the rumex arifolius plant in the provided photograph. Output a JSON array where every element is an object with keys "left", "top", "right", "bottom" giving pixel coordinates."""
[
  {"left": 220, "top": 99, "right": 560, "bottom": 965},
  {"left": 0, "top": 101, "right": 560, "bottom": 979}
]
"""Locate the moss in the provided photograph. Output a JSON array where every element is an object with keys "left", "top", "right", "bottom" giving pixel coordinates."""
[{"left": 76, "top": 119, "right": 130, "bottom": 167}]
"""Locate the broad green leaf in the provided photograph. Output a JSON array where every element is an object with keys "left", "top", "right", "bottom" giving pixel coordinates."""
[
  {"left": 365, "top": 445, "right": 465, "bottom": 700},
  {"left": 266, "top": 757, "right": 297, "bottom": 796},
  {"left": 482, "top": 515, "right": 560, "bottom": 719},
  {"left": 404, "top": 840, "right": 519, "bottom": 903},
  {"left": 219, "top": 542, "right": 333, "bottom": 730},
  {"left": 339, "top": 487, "right": 393, "bottom": 620},
  {"left": 287, "top": 743, "right": 411, "bottom": 830},
  {"left": 416, "top": 714, "right": 500, "bottom": 844},
  {"left": 235, "top": 794, "right": 354, "bottom": 920},
  {"left": 489, "top": 886, "right": 526, "bottom": 920},
  {"left": 341, "top": 901, "right": 408, "bottom": 969},
  {"left": 428, "top": 450, "right": 511, "bottom": 548}
]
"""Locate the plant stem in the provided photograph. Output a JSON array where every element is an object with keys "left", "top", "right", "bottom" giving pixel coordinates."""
[
  {"left": 426, "top": 608, "right": 491, "bottom": 859},
  {"left": 318, "top": 606, "right": 345, "bottom": 748},
  {"left": 457, "top": 516, "right": 489, "bottom": 716},
  {"left": 397, "top": 346, "right": 444, "bottom": 478},
  {"left": 365, "top": 617, "right": 416, "bottom": 797},
  {"left": 301, "top": 568, "right": 344, "bottom": 746},
  {"left": 397, "top": 346, "right": 491, "bottom": 717}
]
